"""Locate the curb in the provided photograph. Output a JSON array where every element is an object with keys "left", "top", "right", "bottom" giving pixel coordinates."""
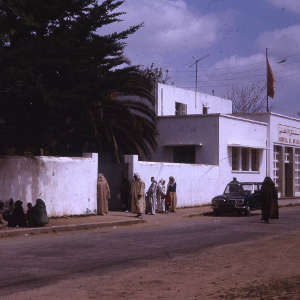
[
  {"left": 183, "top": 203, "right": 300, "bottom": 218},
  {"left": 0, "top": 218, "right": 146, "bottom": 238}
]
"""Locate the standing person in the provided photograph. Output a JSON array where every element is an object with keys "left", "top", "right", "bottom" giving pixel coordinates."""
[
  {"left": 130, "top": 173, "right": 145, "bottom": 217},
  {"left": 270, "top": 185, "right": 279, "bottom": 219},
  {"left": 97, "top": 173, "right": 111, "bottom": 216},
  {"left": 146, "top": 177, "right": 157, "bottom": 215},
  {"left": 167, "top": 176, "right": 177, "bottom": 213},
  {"left": 157, "top": 179, "right": 166, "bottom": 213},
  {"left": 120, "top": 176, "right": 131, "bottom": 212},
  {"left": 260, "top": 176, "right": 276, "bottom": 223}
]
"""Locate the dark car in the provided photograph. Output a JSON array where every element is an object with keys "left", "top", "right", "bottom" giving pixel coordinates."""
[{"left": 211, "top": 181, "right": 262, "bottom": 216}]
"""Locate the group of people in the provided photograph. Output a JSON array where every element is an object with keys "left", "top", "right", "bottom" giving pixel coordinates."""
[
  {"left": 96, "top": 172, "right": 178, "bottom": 218},
  {"left": 0, "top": 198, "right": 48, "bottom": 227},
  {"left": 130, "top": 174, "right": 177, "bottom": 217},
  {"left": 261, "top": 176, "right": 279, "bottom": 223}
]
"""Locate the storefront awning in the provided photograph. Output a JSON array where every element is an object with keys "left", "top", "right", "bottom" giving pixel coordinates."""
[{"left": 228, "top": 142, "right": 269, "bottom": 150}]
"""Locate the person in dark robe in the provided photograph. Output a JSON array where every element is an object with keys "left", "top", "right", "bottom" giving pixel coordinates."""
[
  {"left": 26, "top": 203, "right": 34, "bottom": 226},
  {"left": 270, "top": 186, "right": 279, "bottom": 219},
  {"left": 8, "top": 200, "right": 26, "bottom": 227},
  {"left": 29, "top": 199, "right": 48, "bottom": 227},
  {"left": 260, "top": 177, "right": 276, "bottom": 223},
  {"left": 3, "top": 198, "right": 14, "bottom": 222},
  {"left": 0, "top": 201, "right": 5, "bottom": 224}
]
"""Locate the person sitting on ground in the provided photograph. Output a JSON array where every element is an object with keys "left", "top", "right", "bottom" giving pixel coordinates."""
[
  {"left": 8, "top": 200, "right": 27, "bottom": 227},
  {"left": 28, "top": 199, "right": 48, "bottom": 227},
  {"left": 3, "top": 198, "right": 14, "bottom": 222},
  {"left": 0, "top": 201, "right": 6, "bottom": 224},
  {"left": 26, "top": 203, "right": 34, "bottom": 227}
]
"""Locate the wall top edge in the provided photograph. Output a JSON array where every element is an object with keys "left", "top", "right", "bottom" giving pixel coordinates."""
[{"left": 220, "top": 114, "right": 268, "bottom": 126}]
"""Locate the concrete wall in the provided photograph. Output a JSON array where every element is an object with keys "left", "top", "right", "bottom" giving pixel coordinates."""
[
  {"left": 125, "top": 155, "right": 220, "bottom": 206},
  {"left": 157, "top": 83, "right": 232, "bottom": 116},
  {"left": 0, "top": 153, "right": 98, "bottom": 217},
  {"left": 151, "top": 115, "right": 219, "bottom": 164}
]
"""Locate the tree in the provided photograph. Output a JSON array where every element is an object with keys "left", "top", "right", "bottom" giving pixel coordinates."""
[
  {"left": 0, "top": 0, "right": 157, "bottom": 160},
  {"left": 225, "top": 82, "right": 267, "bottom": 113},
  {"left": 141, "top": 63, "right": 173, "bottom": 85}
]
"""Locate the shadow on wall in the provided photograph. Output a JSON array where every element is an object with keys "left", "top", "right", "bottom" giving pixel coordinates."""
[
  {"left": 99, "top": 153, "right": 128, "bottom": 211},
  {"left": 0, "top": 156, "right": 51, "bottom": 208}
]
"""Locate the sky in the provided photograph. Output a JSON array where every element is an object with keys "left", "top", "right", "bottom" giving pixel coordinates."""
[{"left": 103, "top": 0, "right": 300, "bottom": 117}]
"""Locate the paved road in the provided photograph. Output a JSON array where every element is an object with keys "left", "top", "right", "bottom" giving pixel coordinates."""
[{"left": 1, "top": 207, "right": 300, "bottom": 297}]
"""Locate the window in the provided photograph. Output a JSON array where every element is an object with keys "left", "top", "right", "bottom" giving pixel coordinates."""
[
  {"left": 241, "top": 148, "right": 249, "bottom": 171},
  {"left": 232, "top": 147, "right": 260, "bottom": 172},
  {"left": 251, "top": 149, "right": 259, "bottom": 171},
  {"left": 173, "top": 146, "right": 195, "bottom": 163},
  {"left": 175, "top": 102, "right": 187, "bottom": 116},
  {"left": 232, "top": 147, "right": 239, "bottom": 171}
]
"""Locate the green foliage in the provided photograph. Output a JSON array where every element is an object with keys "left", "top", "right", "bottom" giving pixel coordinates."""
[
  {"left": 141, "top": 63, "right": 173, "bottom": 85},
  {"left": 0, "top": 0, "right": 157, "bottom": 160}
]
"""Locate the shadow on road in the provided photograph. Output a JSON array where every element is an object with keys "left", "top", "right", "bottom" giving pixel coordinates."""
[{"left": 203, "top": 211, "right": 261, "bottom": 217}]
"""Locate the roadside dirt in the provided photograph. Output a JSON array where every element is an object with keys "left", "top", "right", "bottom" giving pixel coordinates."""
[{"left": 4, "top": 229, "right": 300, "bottom": 300}]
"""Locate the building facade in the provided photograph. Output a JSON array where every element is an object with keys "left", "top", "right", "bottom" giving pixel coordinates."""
[
  {"left": 155, "top": 83, "right": 232, "bottom": 116},
  {"left": 130, "top": 83, "right": 300, "bottom": 205},
  {"left": 234, "top": 112, "right": 300, "bottom": 197}
]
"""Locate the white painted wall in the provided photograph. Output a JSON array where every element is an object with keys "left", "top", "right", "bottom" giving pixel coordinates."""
[
  {"left": 125, "top": 155, "right": 220, "bottom": 207},
  {"left": 232, "top": 112, "right": 300, "bottom": 196},
  {"left": 0, "top": 153, "right": 98, "bottom": 217},
  {"left": 137, "top": 114, "right": 268, "bottom": 206},
  {"left": 157, "top": 83, "right": 232, "bottom": 116},
  {"left": 218, "top": 115, "right": 268, "bottom": 189},
  {"left": 151, "top": 115, "right": 219, "bottom": 164}
]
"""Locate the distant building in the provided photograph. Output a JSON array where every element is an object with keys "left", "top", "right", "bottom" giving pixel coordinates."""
[{"left": 125, "top": 84, "right": 300, "bottom": 205}]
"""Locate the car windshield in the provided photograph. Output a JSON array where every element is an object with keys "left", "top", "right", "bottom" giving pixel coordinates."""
[
  {"left": 224, "top": 183, "right": 243, "bottom": 194},
  {"left": 241, "top": 184, "right": 254, "bottom": 193}
]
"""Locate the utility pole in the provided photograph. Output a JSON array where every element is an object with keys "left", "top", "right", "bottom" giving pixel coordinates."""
[
  {"left": 266, "top": 48, "right": 269, "bottom": 113},
  {"left": 189, "top": 54, "right": 209, "bottom": 110}
]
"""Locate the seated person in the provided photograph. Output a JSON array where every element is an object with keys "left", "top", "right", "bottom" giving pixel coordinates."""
[
  {"left": 26, "top": 203, "right": 34, "bottom": 227},
  {"left": 8, "top": 200, "right": 27, "bottom": 227},
  {"left": 3, "top": 198, "right": 15, "bottom": 223},
  {"left": 28, "top": 199, "right": 48, "bottom": 227},
  {"left": 0, "top": 201, "right": 5, "bottom": 224}
]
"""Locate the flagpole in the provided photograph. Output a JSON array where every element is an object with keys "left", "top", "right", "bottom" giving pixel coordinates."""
[{"left": 266, "top": 48, "right": 269, "bottom": 113}]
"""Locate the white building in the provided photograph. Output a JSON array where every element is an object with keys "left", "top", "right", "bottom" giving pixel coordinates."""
[
  {"left": 234, "top": 112, "right": 300, "bottom": 197},
  {"left": 156, "top": 82, "right": 232, "bottom": 116},
  {"left": 124, "top": 83, "right": 300, "bottom": 207}
]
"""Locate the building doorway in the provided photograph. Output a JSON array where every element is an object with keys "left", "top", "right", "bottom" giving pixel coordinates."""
[{"left": 285, "top": 147, "right": 294, "bottom": 197}]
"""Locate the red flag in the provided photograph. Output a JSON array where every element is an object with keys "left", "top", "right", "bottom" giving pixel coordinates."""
[{"left": 267, "top": 56, "right": 275, "bottom": 98}]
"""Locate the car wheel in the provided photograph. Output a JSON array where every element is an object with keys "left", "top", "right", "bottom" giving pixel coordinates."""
[
  {"left": 213, "top": 209, "right": 220, "bottom": 216},
  {"left": 245, "top": 206, "right": 251, "bottom": 216}
]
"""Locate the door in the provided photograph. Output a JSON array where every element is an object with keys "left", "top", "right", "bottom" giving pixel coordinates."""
[{"left": 285, "top": 163, "right": 293, "bottom": 197}]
